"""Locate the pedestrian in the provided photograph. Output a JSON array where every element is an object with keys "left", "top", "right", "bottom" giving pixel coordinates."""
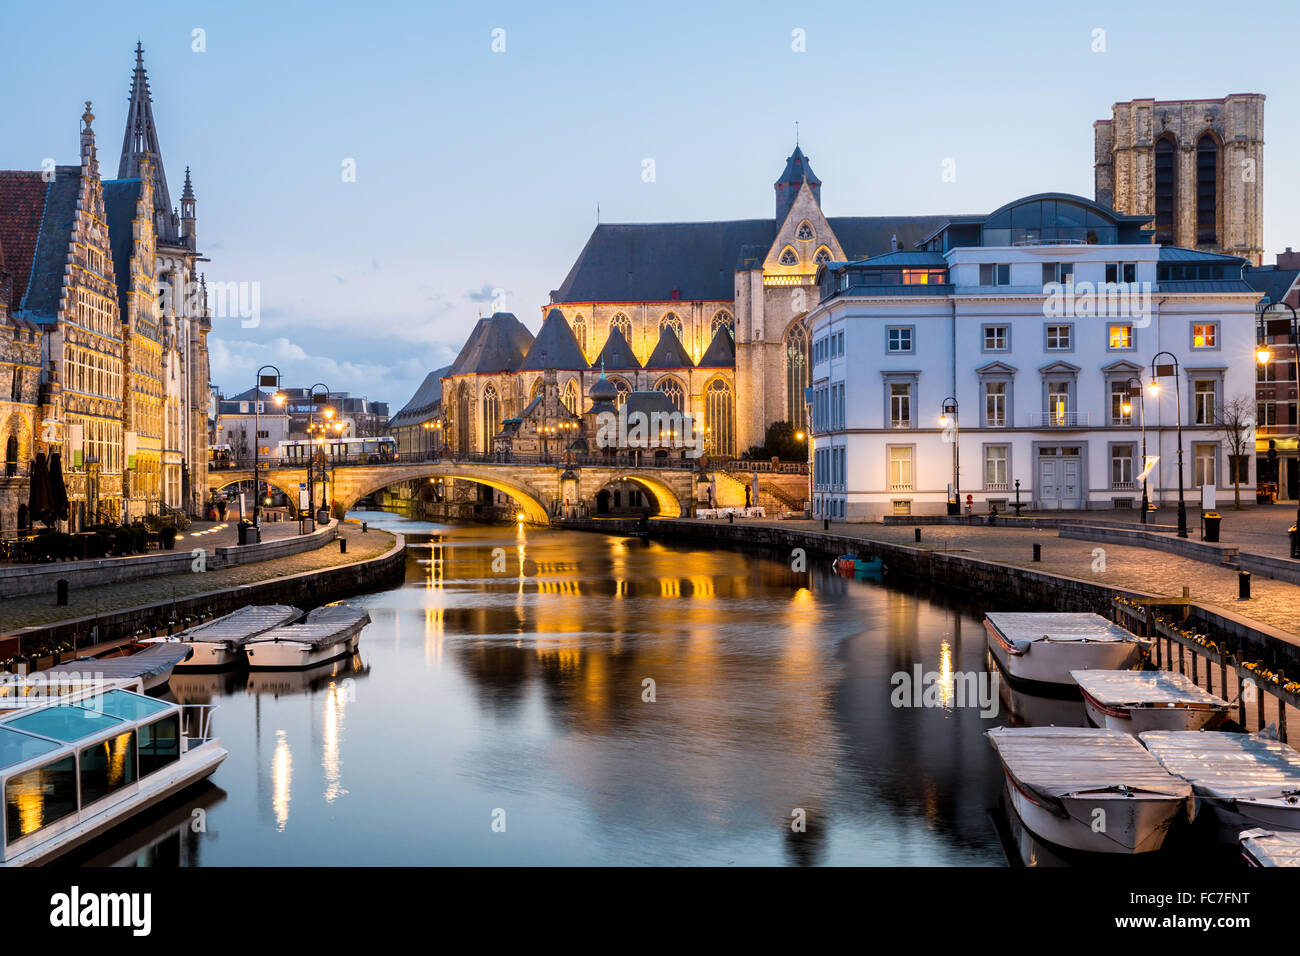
[{"left": 217, "top": 498, "right": 228, "bottom": 521}]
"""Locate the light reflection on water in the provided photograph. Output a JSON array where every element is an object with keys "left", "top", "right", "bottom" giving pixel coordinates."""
[{"left": 78, "top": 512, "right": 1012, "bottom": 866}]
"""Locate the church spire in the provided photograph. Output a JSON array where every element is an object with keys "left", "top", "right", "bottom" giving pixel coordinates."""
[
  {"left": 118, "top": 42, "right": 177, "bottom": 242},
  {"left": 774, "top": 144, "right": 822, "bottom": 224}
]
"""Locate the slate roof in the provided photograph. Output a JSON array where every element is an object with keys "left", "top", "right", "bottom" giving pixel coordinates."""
[
  {"left": 1158, "top": 246, "right": 1247, "bottom": 264},
  {"left": 592, "top": 325, "right": 640, "bottom": 369},
  {"left": 697, "top": 325, "right": 735, "bottom": 368},
  {"left": 775, "top": 145, "right": 820, "bottom": 187},
  {"left": 552, "top": 215, "right": 951, "bottom": 303},
  {"left": 102, "top": 178, "right": 143, "bottom": 316},
  {"left": 1157, "top": 280, "right": 1258, "bottom": 294},
  {"left": 448, "top": 312, "right": 534, "bottom": 375},
  {"left": 842, "top": 250, "right": 949, "bottom": 268},
  {"left": 1244, "top": 266, "right": 1300, "bottom": 307},
  {"left": 20, "top": 169, "right": 83, "bottom": 322},
  {"left": 390, "top": 365, "right": 452, "bottom": 427},
  {"left": 645, "top": 325, "right": 693, "bottom": 369},
  {"left": 624, "top": 390, "right": 678, "bottom": 418},
  {"left": 520, "top": 308, "right": 589, "bottom": 370},
  {"left": 0, "top": 171, "right": 53, "bottom": 313}
]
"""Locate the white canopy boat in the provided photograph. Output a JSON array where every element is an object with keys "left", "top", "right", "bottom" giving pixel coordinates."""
[
  {"left": 986, "top": 726, "right": 1193, "bottom": 854},
  {"left": 985, "top": 612, "right": 1145, "bottom": 688},
  {"left": 244, "top": 604, "right": 370, "bottom": 670},
  {"left": 0, "top": 678, "right": 226, "bottom": 866},
  {"left": 1139, "top": 731, "right": 1300, "bottom": 839},
  {"left": 43, "top": 642, "right": 192, "bottom": 692},
  {"left": 144, "top": 604, "right": 303, "bottom": 669},
  {"left": 1072, "top": 670, "right": 1229, "bottom": 734},
  {"left": 1239, "top": 828, "right": 1300, "bottom": 867}
]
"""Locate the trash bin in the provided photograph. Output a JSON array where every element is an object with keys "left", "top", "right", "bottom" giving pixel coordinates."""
[
  {"left": 237, "top": 520, "right": 250, "bottom": 545},
  {"left": 946, "top": 500, "right": 960, "bottom": 516},
  {"left": 1203, "top": 512, "right": 1221, "bottom": 543},
  {"left": 1291, "top": 525, "right": 1298, "bottom": 559}
]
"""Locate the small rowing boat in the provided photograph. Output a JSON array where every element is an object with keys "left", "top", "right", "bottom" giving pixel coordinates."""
[
  {"left": 244, "top": 604, "right": 370, "bottom": 670},
  {"left": 987, "top": 726, "right": 1192, "bottom": 854},
  {"left": 985, "top": 612, "right": 1145, "bottom": 689},
  {"left": 1072, "top": 670, "right": 1229, "bottom": 734},
  {"left": 833, "top": 553, "right": 884, "bottom": 575},
  {"left": 144, "top": 604, "right": 303, "bottom": 670}
]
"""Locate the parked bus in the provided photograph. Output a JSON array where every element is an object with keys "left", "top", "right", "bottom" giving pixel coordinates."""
[
  {"left": 209, "top": 444, "right": 235, "bottom": 469},
  {"left": 275, "top": 436, "right": 398, "bottom": 465}
]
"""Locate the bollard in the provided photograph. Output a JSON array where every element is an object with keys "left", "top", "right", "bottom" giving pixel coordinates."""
[
  {"left": 362, "top": 522, "right": 367, "bottom": 533},
  {"left": 56, "top": 579, "right": 68, "bottom": 606},
  {"left": 339, "top": 538, "right": 347, "bottom": 554},
  {"left": 1239, "top": 570, "right": 1251, "bottom": 600},
  {"left": 914, "top": 528, "right": 921, "bottom": 543},
  {"left": 823, "top": 518, "right": 829, "bottom": 531},
  {"left": 728, "top": 512, "right": 734, "bottom": 524},
  {"left": 1032, "top": 543, "right": 1041, "bottom": 562}
]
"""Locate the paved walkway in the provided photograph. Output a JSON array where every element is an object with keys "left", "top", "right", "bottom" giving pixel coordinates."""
[{"left": 2, "top": 523, "right": 396, "bottom": 631}]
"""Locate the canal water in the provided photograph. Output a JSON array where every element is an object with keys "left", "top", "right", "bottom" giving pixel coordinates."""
[{"left": 75, "top": 512, "right": 1027, "bottom": 865}]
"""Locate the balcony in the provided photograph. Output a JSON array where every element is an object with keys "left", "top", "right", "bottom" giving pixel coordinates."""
[
  {"left": 1027, "top": 411, "right": 1091, "bottom": 428},
  {"left": 985, "top": 481, "right": 1009, "bottom": 492},
  {"left": 1110, "top": 480, "right": 1136, "bottom": 491},
  {"left": 888, "top": 482, "right": 914, "bottom": 492}
]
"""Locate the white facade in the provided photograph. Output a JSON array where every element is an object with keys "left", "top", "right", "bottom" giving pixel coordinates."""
[{"left": 808, "top": 196, "right": 1259, "bottom": 520}]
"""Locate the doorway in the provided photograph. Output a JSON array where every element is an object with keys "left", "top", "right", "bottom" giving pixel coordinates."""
[{"left": 1037, "top": 446, "right": 1082, "bottom": 510}]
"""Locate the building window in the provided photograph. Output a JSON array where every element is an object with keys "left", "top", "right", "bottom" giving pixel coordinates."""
[
  {"left": 1105, "top": 263, "right": 1137, "bottom": 284},
  {"left": 481, "top": 384, "right": 500, "bottom": 453},
  {"left": 983, "top": 325, "right": 1008, "bottom": 351},
  {"left": 984, "top": 382, "right": 1007, "bottom": 427},
  {"left": 886, "top": 327, "right": 913, "bottom": 353},
  {"left": 1196, "top": 134, "right": 1219, "bottom": 247},
  {"left": 610, "top": 377, "right": 631, "bottom": 409},
  {"left": 1111, "top": 444, "right": 1136, "bottom": 489},
  {"left": 1194, "top": 379, "right": 1216, "bottom": 425},
  {"left": 1110, "top": 381, "right": 1133, "bottom": 425},
  {"left": 889, "top": 383, "right": 911, "bottom": 428},
  {"left": 888, "top": 446, "right": 913, "bottom": 491},
  {"left": 795, "top": 221, "right": 815, "bottom": 241},
  {"left": 1258, "top": 400, "right": 1277, "bottom": 426},
  {"left": 609, "top": 312, "right": 632, "bottom": 347},
  {"left": 572, "top": 313, "right": 586, "bottom": 354},
  {"left": 562, "top": 379, "right": 579, "bottom": 416},
  {"left": 979, "top": 263, "right": 1011, "bottom": 286},
  {"left": 711, "top": 310, "right": 733, "bottom": 335},
  {"left": 1192, "top": 323, "right": 1217, "bottom": 349},
  {"left": 1108, "top": 325, "right": 1133, "bottom": 350},
  {"left": 814, "top": 247, "right": 832, "bottom": 265},
  {"left": 705, "top": 378, "right": 734, "bottom": 457},
  {"left": 1048, "top": 381, "right": 1070, "bottom": 425},
  {"left": 984, "top": 445, "right": 1009, "bottom": 490},
  {"left": 1042, "top": 262, "right": 1074, "bottom": 285},
  {"left": 779, "top": 247, "right": 799, "bottom": 266},
  {"left": 1194, "top": 443, "right": 1217, "bottom": 487},
  {"left": 785, "top": 322, "right": 809, "bottom": 432},
  {"left": 1154, "top": 134, "right": 1177, "bottom": 245},
  {"left": 660, "top": 312, "right": 683, "bottom": 337},
  {"left": 1045, "top": 325, "right": 1072, "bottom": 351},
  {"left": 656, "top": 377, "right": 684, "bottom": 412}
]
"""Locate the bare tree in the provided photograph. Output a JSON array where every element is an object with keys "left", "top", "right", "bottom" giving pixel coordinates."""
[{"left": 1215, "top": 394, "right": 1254, "bottom": 510}]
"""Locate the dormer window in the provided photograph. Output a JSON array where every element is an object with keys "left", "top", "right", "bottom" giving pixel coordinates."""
[
  {"left": 795, "top": 221, "right": 815, "bottom": 241},
  {"left": 779, "top": 247, "right": 799, "bottom": 266}
]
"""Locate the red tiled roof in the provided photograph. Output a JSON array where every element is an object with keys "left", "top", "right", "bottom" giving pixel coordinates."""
[{"left": 0, "top": 171, "right": 51, "bottom": 310}]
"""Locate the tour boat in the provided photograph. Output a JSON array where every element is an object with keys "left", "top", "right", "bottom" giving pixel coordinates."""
[
  {"left": 0, "top": 678, "right": 227, "bottom": 866},
  {"left": 1072, "top": 670, "right": 1229, "bottom": 734},
  {"left": 986, "top": 726, "right": 1193, "bottom": 854},
  {"left": 1240, "top": 828, "right": 1300, "bottom": 867},
  {"left": 833, "top": 553, "right": 884, "bottom": 576},
  {"left": 244, "top": 604, "right": 371, "bottom": 670},
  {"left": 144, "top": 604, "right": 303, "bottom": 670},
  {"left": 1140, "top": 731, "right": 1300, "bottom": 839},
  {"left": 985, "top": 612, "right": 1146, "bottom": 689},
  {"left": 43, "top": 642, "right": 192, "bottom": 693}
]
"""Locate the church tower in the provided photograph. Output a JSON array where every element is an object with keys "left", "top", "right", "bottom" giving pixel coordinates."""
[
  {"left": 774, "top": 145, "right": 821, "bottom": 224},
  {"left": 119, "top": 42, "right": 178, "bottom": 243}
]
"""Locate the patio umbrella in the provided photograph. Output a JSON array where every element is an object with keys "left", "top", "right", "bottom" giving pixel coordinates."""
[
  {"left": 28, "top": 452, "right": 51, "bottom": 526},
  {"left": 47, "top": 451, "right": 69, "bottom": 523}
]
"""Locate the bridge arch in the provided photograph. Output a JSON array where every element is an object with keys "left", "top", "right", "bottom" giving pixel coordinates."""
[
  {"left": 601, "top": 471, "right": 684, "bottom": 518},
  {"left": 210, "top": 474, "right": 298, "bottom": 504},
  {"left": 338, "top": 465, "right": 553, "bottom": 524}
]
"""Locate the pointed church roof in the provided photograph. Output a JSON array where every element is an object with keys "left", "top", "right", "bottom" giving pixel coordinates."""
[
  {"left": 449, "top": 312, "right": 534, "bottom": 375},
  {"left": 592, "top": 325, "right": 640, "bottom": 369},
  {"left": 697, "top": 325, "right": 735, "bottom": 368},
  {"left": 774, "top": 145, "right": 820, "bottom": 187},
  {"left": 117, "top": 43, "right": 177, "bottom": 243},
  {"left": 520, "top": 308, "right": 589, "bottom": 370},
  {"left": 103, "top": 178, "right": 146, "bottom": 317},
  {"left": 644, "top": 324, "right": 694, "bottom": 369}
]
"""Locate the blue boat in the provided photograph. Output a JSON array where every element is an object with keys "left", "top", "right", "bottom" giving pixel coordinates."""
[{"left": 834, "top": 553, "right": 885, "bottom": 575}]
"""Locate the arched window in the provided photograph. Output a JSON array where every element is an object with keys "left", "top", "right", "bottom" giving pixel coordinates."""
[
  {"left": 660, "top": 312, "right": 682, "bottom": 337},
  {"left": 814, "top": 246, "right": 832, "bottom": 265},
  {"left": 562, "top": 379, "right": 578, "bottom": 415},
  {"left": 1196, "top": 133, "right": 1219, "bottom": 246},
  {"left": 610, "top": 312, "right": 632, "bottom": 341},
  {"left": 655, "top": 377, "right": 685, "bottom": 412},
  {"left": 454, "top": 384, "right": 471, "bottom": 455},
  {"left": 4, "top": 434, "right": 17, "bottom": 478},
  {"left": 529, "top": 377, "right": 543, "bottom": 400},
  {"left": 1154, "top": 134, "right": 1177, "bottom": 245},
  {"left": 778, "top": 247, "right": 798, "bottom": 266},
  {"left": 572, "top": 313, "right": 586, "bottom": 354},
  {"left": 481, "top": 384, "right": 500, "bottom": 453},
  {"left": 704, "top": 378, "right": 734, "bottom": 457},
  {"left": 785, "top": 321, "right": 809, "bottom": 432},
  {"left": 795, "top": 221, "right": 815, "bottom": 241},
  {"left": 609, "top": 377, "right": 631, "bottom": 408},
  {"left": 711, "top": 310, "right": 733, "bottom": 335}
]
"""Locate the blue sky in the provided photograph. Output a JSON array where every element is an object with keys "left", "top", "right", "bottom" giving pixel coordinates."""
[{"left": 2, "top": 0, "right": 1296, "bottom": 409}]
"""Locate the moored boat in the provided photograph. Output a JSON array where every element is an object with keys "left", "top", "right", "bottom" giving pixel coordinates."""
[
  {"left": 1239, "top": 828, "right": 1300, "bottom": 866},
  {"left": 985, "top": 612, "right": 1145, "bottom": 689},
  {"left": 244, "top": 604, "right": 371, "bottom": 670},
  {"left": 1072, "top": 670, "right": 1229, "bottom": 734},
  {"left": 833, "top": 553, "right": 884, "bottom": 576},
  {"left": 144, "top": 604, "right": 303, "bottom": 670},
  {"left": 1140, "top": 731, "right": 1300, "bottom": 839},
  {"left": 986, "top": 725, "right": 1193, "bottom": 854},
  {"left": 43, "top": 642, "right": 192, "bottom": 692}
]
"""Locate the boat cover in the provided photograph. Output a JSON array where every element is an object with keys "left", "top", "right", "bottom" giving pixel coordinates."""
[
  {"left": 1139, "top": 731, "right": 1300, "bottom": 800},
  {"left": 182, "top": 605, "right": 303, "bottom": 648},
  {"left": 987, "top": 726, "right": 1192, "bottom": 801},
  {"left": 1071, "top": 670, "right": 1228, "bottom": 708},
  {"left": 1240, "top": 829, "right": 1300, "bottom": 866},
  {"left": 986, "top": 612, "right": 1138, "bottom": 653},
  {"left": 45, "top": 643, "right": 191, "bottom": 681},
  {"left": 248, "top": 605, "right": 371, "bottom": 649}
]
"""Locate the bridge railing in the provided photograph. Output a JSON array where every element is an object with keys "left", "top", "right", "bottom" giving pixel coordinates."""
[{"left": 214, "top": 450, "right": 778, "bottom": 472}]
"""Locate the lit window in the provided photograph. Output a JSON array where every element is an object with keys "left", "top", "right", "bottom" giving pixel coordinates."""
[
  {"left": 1193, "top": 323, "right": 1217, "bottom": 348},
  {"left": 1108, "top": 325, "right": 1132, "bottom": 349}
]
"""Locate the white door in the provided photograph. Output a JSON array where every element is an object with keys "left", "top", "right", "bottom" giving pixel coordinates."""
[
  {"left": 1039, "top": 457, "right": 1060, "bottom": 510},
  {"left": 1061, "top": 456, "right": 1082, "bottom": 509}
]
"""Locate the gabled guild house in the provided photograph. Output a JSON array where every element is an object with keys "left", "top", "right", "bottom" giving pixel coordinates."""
[{"left": 808, "top": 193, "right": 1259, "bottom": 520}]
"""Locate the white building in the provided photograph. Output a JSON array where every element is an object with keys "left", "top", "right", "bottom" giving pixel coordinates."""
[{"left": 808, "top": 193, "right": 1259, "bottom": 520}]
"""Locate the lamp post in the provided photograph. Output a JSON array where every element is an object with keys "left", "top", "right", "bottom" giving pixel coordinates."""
[
  {"left": 939, "top": 396, "right": 959, "bottom": 515},
  {"left": 1256, "top": 300, "right": 1300, "bottom": 557},
  {"left": 252, "top": 365, "right": 283, "bottom": 527},
  {"left": 309, "top": 383, "right": 333, "bottom": 518},
  {"left": 1149, "top": 353, "right": 1187, "bottom": 538},
  {"left": 1123, "top": 376, "right": 1149, "bottom": 523}
]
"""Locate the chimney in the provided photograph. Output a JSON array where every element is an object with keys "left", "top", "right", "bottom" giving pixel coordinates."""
[{"left": 890, "top": 234, "right": 898, "bottom": 253}]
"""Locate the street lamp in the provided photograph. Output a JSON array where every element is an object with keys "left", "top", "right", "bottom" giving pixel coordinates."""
[
  {"left": 1149, "top": 352, "right": 1187, "bottom": 538},
  {"left": 1257, "top": 300, "right": 1300, "bottom": 557},
  {"left": 309, "top": 383, "right": 333, "bottom": 519},
  {"left": 252, "top": 365, "right": 283, "bottom": 527},
  {"left": 1124, "top": 376, "right": 1149, "bottom": 523},
  {"left": 940, "top": 396, "right": 959, "bottom": 515}
]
